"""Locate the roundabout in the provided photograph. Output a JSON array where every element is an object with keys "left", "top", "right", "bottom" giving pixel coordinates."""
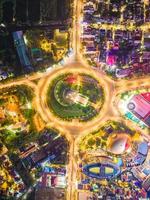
[
  {"left": 36, "top": 63, "right": 111, "bottom": 130},
  {"left": 46, "top": 72, "right": 104, "bottom": 122},
  {"left": 0, "top": 0, "right": 150, "bottom": 199}
]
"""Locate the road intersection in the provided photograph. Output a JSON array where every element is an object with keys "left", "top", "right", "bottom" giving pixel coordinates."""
[{"left": 0, "top": 0, "right": 149, "bottom": 200}]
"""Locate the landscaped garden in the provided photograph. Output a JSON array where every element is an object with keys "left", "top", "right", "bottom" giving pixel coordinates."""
[
  {"left": 47, "top": 73, "right": 105, "bottom": 121},
  {"left": 0, "top": 85, "right": 37, "bottom": 151},
  {"left": 78, "top": 121, "right": 135, "bottom": 154}
]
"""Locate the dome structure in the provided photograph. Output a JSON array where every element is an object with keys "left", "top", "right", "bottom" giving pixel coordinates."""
[{"left": 107, "top": 133, "right": 132, "bottom": 155}]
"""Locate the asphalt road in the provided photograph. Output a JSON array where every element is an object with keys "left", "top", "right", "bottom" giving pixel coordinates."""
[{"left": 0, "top": 0, "right": 149, "bottom": 200}]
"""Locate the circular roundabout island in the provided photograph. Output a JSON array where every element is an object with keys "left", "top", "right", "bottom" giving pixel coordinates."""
[{"left": 46, "top": 73, "right": 105, "bottom": 122}]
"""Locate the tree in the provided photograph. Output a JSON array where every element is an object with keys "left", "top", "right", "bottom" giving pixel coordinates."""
[{"left": 87, "top": 138, "right": 95, "bottom": 146}]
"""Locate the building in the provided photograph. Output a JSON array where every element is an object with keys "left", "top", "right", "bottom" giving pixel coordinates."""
[
  {"left": 115, "top": 67, "right": 133, "bottom": 78},
  {"left": 39, "top": 173, "right": 66, "bottom": 188},
  {"left": 127, "top": 93, "right": 150, "bottom": 127},
  {"left": 35, "top": 188, "right": 65, "bottom": 200},
  {"left": 106, "top": 133, "right": 132, "bottom": 155},
  {"left": 65, "top": 90, "right": 89, "bottom": 107},
  {"left": 78, "top": 191, "right": 93, "bottom": 200},
  {"left": 142, "top": 175, "right": 150, "bottom": 191},
  {"left": 13, "top": 31, "right": 33, "bottom": 72},
  {"left": 82, "top": 158, "right": 121, "bottom": 180}
]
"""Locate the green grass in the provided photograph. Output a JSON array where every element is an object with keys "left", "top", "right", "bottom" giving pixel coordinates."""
[
  {"left": 0, "top": 85, "right": 36, "bottom": 132},
  {"left": 47, "top": 76, "right": 98, "bottom": 121},
  {"left": 48, "top": 88, "right": 95, "bottom": 119},
  {"left": 79, "top": 83, "right": 103, "bottom": 103},
  {"left": 47, "top": 73, "right": 105, "bottom": 121},
  {"left": 54, "top": 80, "right": 70, "bottom": 106}
]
